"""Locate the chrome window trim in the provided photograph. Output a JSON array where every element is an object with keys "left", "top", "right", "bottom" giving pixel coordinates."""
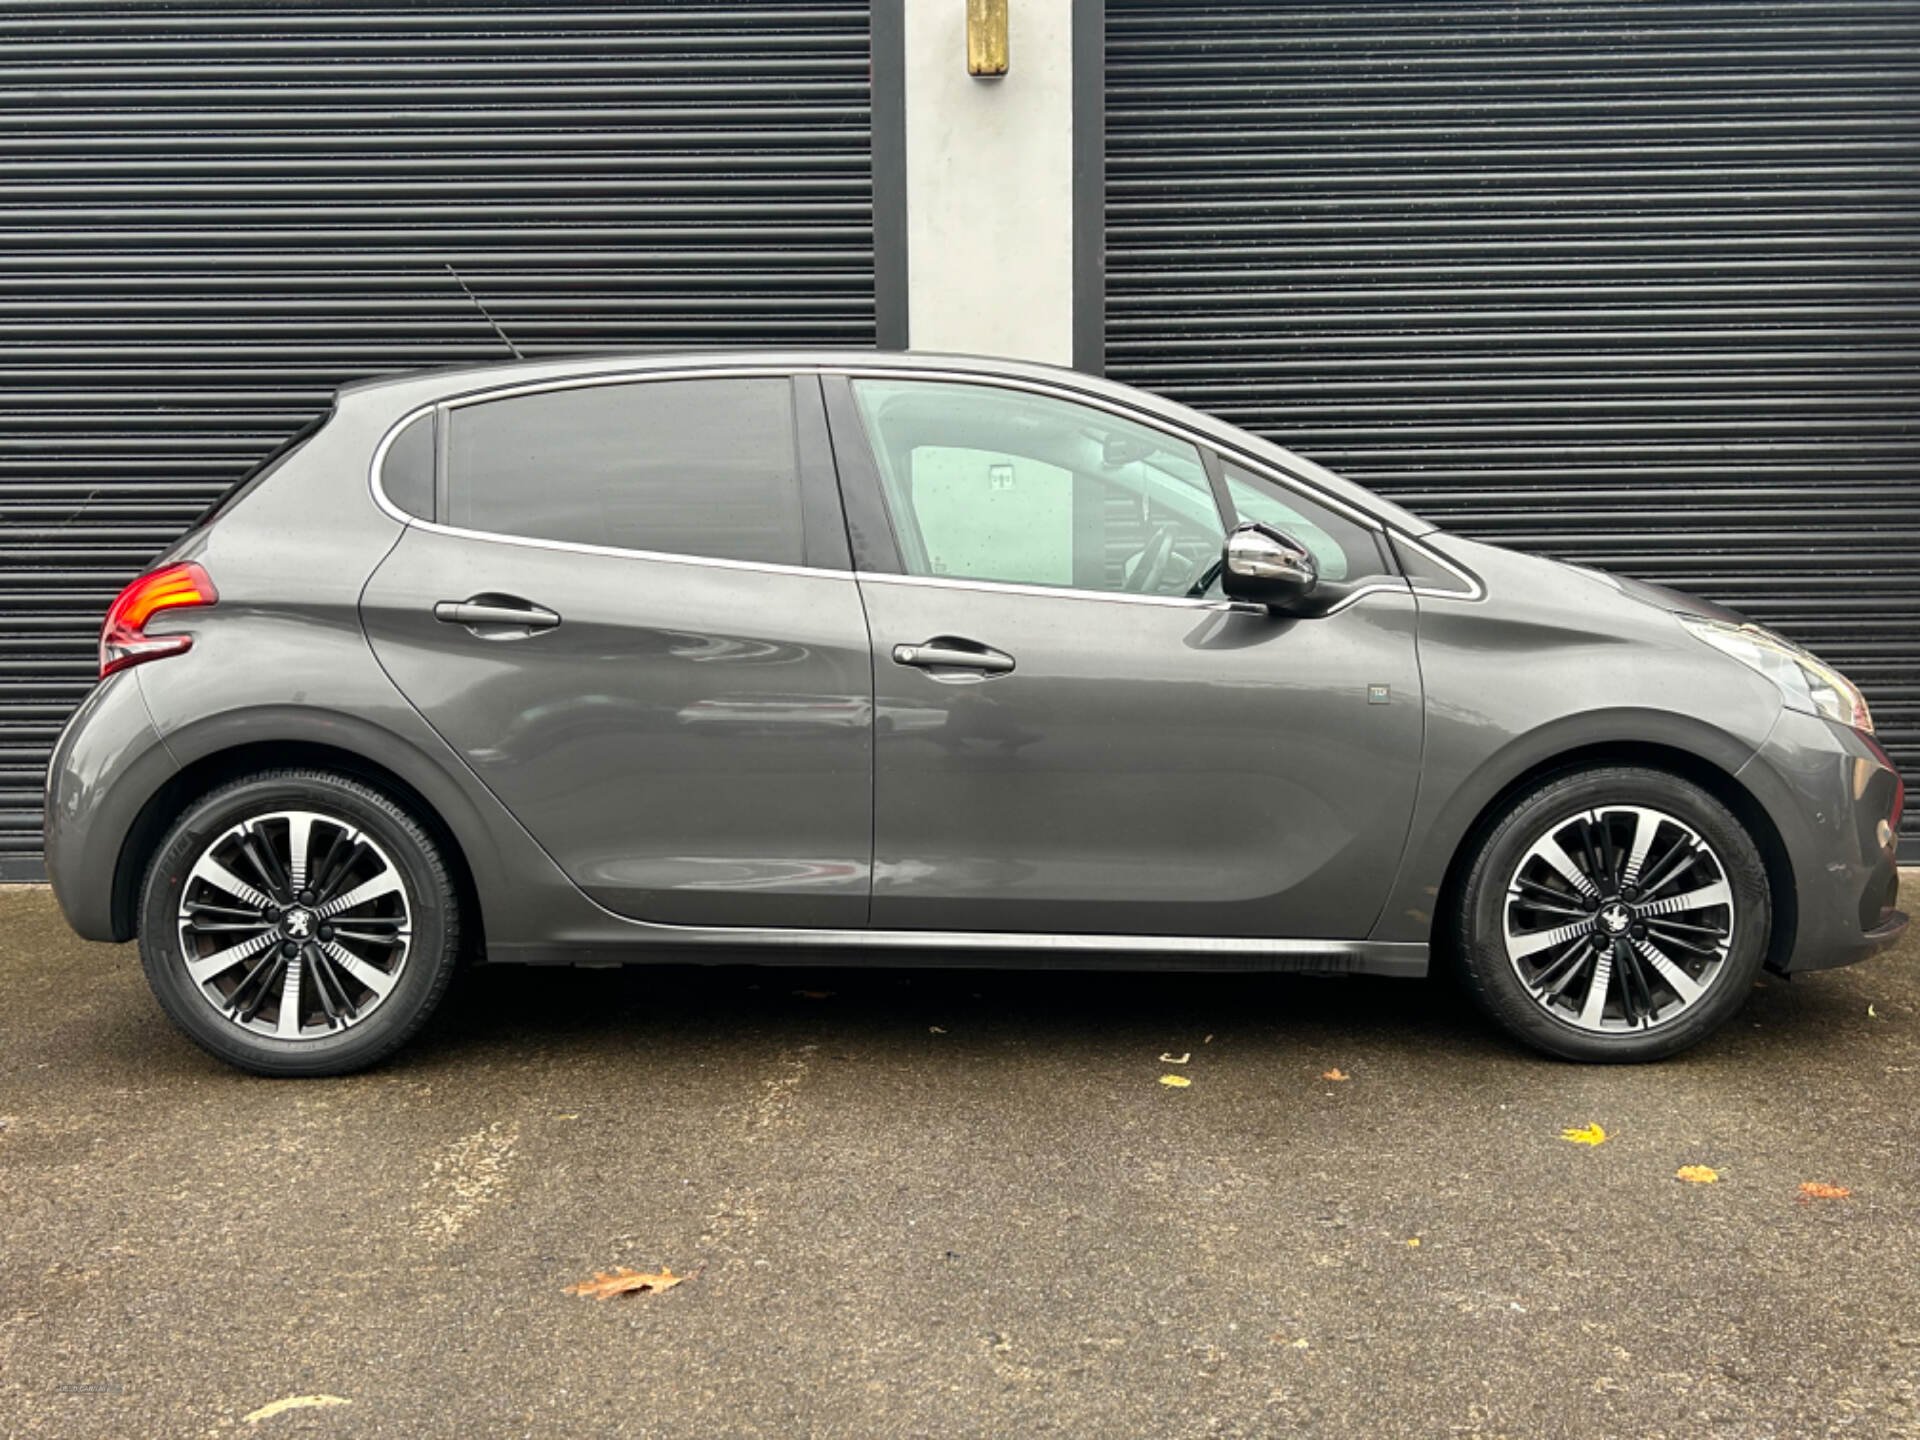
[
  {"left": 366, "top": 372, "right": 854, "bottom": 581},
  {"left": 366, "top": 357, "right": 1485, "bottom": 603},
  {"left": 854, "top": 569, "right": 1278, "bottom": 614},
  {"left": 1394, "top": 533, "right": 1487, "bottom": 604}
]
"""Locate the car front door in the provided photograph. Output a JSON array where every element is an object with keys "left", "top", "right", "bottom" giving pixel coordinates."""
[
  {"left": 360, "top": 371, "right": 873, "bottom": 929},
  {"left": 826, "top": 373, "right": 1423, "bottom": 940}
]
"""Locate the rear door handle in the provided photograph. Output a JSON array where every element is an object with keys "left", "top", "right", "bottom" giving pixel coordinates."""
[
  {"left": 892, "top": 638, "right": 1015, "bottom": 674},
  {"left": 433, "top": 597, "right": 561, "bottom": 633}
]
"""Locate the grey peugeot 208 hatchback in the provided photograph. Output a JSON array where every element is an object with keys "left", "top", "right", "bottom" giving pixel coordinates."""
[{"left": 44, "top": 351, "right": 1906, "bottom": 1075}]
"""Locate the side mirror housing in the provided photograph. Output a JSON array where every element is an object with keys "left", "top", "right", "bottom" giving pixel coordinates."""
[{"left": 1220, "top": 521, "right": 1318, "bottom": 612}]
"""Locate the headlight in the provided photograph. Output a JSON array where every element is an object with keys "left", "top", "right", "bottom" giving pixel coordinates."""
[{"left": 1678, "top": 616, "right": 1873, "bottom": 733}]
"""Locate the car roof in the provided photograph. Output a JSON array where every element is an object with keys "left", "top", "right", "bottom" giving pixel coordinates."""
[{"left": 339, "top": 349, "right": 1434, "bottom": 536}]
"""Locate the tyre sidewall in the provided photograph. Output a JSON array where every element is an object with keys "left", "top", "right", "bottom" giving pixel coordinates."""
[
  {"left": 139, "top": 772, "right": 457, "bottom": 1076},
  {"left": 1458, "top": 767, "right": 1770, "bottom": 1063}
]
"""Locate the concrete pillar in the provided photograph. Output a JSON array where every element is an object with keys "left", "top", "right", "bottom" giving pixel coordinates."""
[{"left": 874, "top": 0, "right": 1101, "bottom": 370}]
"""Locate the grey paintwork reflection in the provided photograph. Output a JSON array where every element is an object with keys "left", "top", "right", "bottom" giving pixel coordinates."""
[
  {"left": 360, "top": 523, "right": 873, "bottom": 929},
  {"left": 859, "top": 573, "right": 1423, "bottom": 937}
]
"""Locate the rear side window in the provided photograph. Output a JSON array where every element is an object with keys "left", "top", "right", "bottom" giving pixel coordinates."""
[{"left": 444, "top": 377, "right": 804, "bottom": 566}]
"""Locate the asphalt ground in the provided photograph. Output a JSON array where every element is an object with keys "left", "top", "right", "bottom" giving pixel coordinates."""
[{"left": 2, "top": 882, "right": 1917, "bottom": 1439}]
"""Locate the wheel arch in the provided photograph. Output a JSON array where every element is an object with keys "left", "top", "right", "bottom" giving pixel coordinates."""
[
  {"left": 1431, "top": 738, "right": 1797, "bottom": 977},
  {"left": 112, "top": 735, "right": 484, "bottom": 957}
]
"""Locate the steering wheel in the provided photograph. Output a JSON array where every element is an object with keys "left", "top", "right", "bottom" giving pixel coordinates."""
[{"left": 1125, "top": 525, "right": 1176, "bottom": 593}]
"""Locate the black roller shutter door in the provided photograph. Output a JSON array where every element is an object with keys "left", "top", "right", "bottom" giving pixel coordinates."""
[
  {"left": 0, "top": 1, "right": 874, "bottom": 879},
  {"left": 1107, "top": 2, "right": 1920, "bottom": 841}
]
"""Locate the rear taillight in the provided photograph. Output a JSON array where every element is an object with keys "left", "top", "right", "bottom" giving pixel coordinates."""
[{"left": 100, "top": 562, "right": 218, "bottom": 679}]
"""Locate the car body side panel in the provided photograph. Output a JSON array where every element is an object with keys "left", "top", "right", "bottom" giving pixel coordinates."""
[
  {"left": 360, "top": 527, "right": 875, "bottom": 928},
  {"left": 1372, "top": 536, "right": 1788, "bottom": 945},
  {"left": 857, "top": 579, "right": 1424, "bottom": 938}
]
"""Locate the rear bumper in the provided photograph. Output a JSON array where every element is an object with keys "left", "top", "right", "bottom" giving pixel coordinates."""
[
  {"left": 1736, "top": 708, "right": 1906, "bottom": 974},
  {"left": 43, "top": 670, "right": 177, "bottom": 943}
]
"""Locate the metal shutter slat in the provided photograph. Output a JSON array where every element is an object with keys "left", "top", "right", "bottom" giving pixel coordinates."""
[{"left": 0, "top": 0, "right": 873, "bottom": 879}]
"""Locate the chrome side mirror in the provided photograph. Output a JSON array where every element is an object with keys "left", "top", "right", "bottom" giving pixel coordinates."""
[{"left": 1220, "top": 521, "right": 1318, "bottom": 611}]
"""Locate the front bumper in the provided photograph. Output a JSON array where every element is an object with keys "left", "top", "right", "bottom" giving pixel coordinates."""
[{"left": 1736, "top": 707, "right": 1906, "bottom": 973}]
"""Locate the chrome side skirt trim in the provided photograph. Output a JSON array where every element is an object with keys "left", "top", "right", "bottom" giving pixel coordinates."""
[{"left": 493, "top": 923, "right": 1430, "bottom": 977}]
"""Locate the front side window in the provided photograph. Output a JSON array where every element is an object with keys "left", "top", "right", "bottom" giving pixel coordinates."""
[
  {"left": 445, "top": 377, "right": 804, "bottom": 566},
  {"left": 851, "top": 379, "right": 1223, "bottom": 598}
]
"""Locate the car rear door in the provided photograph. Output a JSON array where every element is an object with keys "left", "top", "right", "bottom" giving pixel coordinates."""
[
  {"left": 825, "top": 371, "right": 1423, "bottom": 940},
  {"left": 360, "top": 370, "right": 873, "bottom": 929}
]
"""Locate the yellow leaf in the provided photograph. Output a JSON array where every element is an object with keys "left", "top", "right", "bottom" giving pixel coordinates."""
[
  {"left": 1560, "top": 1123, "right": 1607, "bottom": 1146},
  {"left": 1798, "top": 1182, "right": 1851, "bottom": 1200},
  {"left": 565, "top": 1265, "right": 695, "bottom": 1299},
  {"left": 1405, "top": 1237, "right": 1421, "bottom": 1247},
  {"left": 243, "top": 1395, "right": 350, "bottom": 1425},
  {"left": 1676, "top": 1165, "right": 1719, "bottom": 1184},
  {"left": 1321, "top": 1069, "right": 1349, "bottom": 1082},
  {"left": 1159, "top": 1074, "right": 1191, "bottom": 1088}
]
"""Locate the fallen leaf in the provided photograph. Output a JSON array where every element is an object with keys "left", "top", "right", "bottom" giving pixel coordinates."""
[
  {"left": 1560, "top": 1123, "right": 1607, "bottom": 1146},
  {"left": 793, "top": 989, "right": 833, "bottom": 1000},
  {"left": 565, "top": 1265, "right": 695, "bottom": 1299},
  {"left": 1203, "top": 1035, "right": 1214, "bottom": 1044},
  {"left": 1160, "top": 1052, "right": 1191, "bottom": 1064},
  {"left": 929, "top": 1026, "right": 947, "bottom": 1034},
  {"left": 1676, "top": 1165, "right": 1720, "bottom": 1185},
  {"left": 1321, "top": 1069, "right": 1349, "bottom": 1082},
  {"left": 243, "top": 1395, "right": 350, "bottom": 1424},
  {"left": 1798, "top": 1182, "right": 1851, "bottom": 1200},
  {"left": 1159, "top": 1074, "right": 1191, "bottom": 1088},
  {"left": 1405, "top": 1237, "right": 1421, "bottom": 1247},
  {"left": 1868, "top": 1004, "right": 1879, "bottom": 1018}
]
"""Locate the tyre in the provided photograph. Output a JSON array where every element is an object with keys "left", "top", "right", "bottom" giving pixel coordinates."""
[
  {"left": 139, "top": 769, "right": 461, "bottom": 1076},
  {"left": 1453, "top": 765, "right": 1770, "bottom": 1063}
]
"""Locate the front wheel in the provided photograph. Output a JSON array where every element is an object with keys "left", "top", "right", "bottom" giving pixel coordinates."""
[
  {"left": 138, "top": 769, "right": 462, "bottom": 1076},
  {"left": 1453, "top": 766, "right": 1771, "bottom": 1063}
]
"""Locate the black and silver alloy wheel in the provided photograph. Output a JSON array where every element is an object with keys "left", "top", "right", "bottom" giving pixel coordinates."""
[
  {"left": 1455, "top": 765, "right": 1770, "bottom": 1063},
  {"left": 140, "top": 769, "right": 461, "bottom": 1077},
  {"left": 177, "top": 810, "right": 412, "bottom": 1039},
  {"left": 1503, "top": 806, "right": 1733, "bottom": 1034}
]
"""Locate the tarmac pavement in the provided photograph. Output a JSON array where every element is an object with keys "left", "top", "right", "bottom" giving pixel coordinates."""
[{"left": 1, "top": 882, "right": 1916, "bottom": 1439}]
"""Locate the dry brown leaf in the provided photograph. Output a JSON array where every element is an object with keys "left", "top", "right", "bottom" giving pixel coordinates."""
[
  {"left": 1321, "top": 1069, "right": 1349, "bottom": 1082},
  {"left": 1798, "top": 1182, "right": 1851, "bottom": 1200},
  {"left": 1676, "top": 1165, "right": 1720, "bottom": 1185},
  {"left": 243, "top": 1395, "right": 350, "bottom": 1424},
  {"left": 565, "top": 1265, "right": 695, "bottom": 1299}
]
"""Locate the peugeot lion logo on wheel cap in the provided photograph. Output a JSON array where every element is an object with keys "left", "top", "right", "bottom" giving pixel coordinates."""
[
  {"left": 1598, "top": 903, "right": 1632, "bottom": 936},
  {"left": 283, "top": 908, "right": 314, "bottom": 940}
]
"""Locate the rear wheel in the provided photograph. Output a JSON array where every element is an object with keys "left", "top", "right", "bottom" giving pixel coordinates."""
[
  {"left": 139, "top": 769, "right": 461, "bottom": 1076},
  {"left": 1454, "top": 766, "right": 1771, "bottom": 1062}
]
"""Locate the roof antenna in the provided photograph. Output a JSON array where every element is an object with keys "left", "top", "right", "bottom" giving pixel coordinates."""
[{"left": 444, "top": 262, "right": 523, "bottom": 360}]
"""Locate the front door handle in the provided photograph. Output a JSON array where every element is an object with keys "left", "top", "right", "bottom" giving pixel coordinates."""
[
  {"left": 433, "top": 596, "right": 561, "bottom": 634},
  {"left": 892, "top": 638, "right": 1015, "bottom": 674}
]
